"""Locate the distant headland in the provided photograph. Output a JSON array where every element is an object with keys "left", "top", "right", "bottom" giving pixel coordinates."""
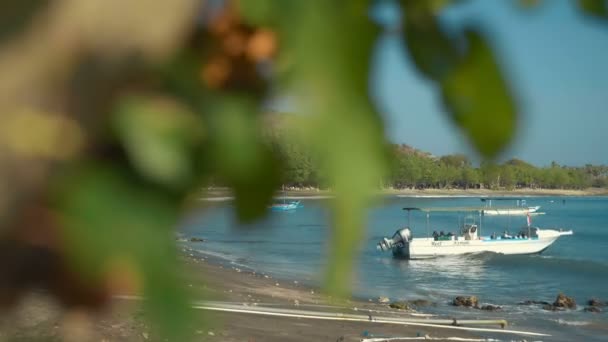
[{"left": 207, "top": 139, "right": 608, "bottom": 196}]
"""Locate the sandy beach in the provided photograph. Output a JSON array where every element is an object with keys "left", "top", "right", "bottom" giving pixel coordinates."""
[
  {"left": 202, "top": 187, "right": 608, "bottom": 201},
  {"left": 383, "top": 187, "right": 608, "bottom": 197},
  {"left": 178, "top": 253, "right": 482, "bottom": 342},
  {"left": 0, "top": 248, "right": 523, "bottom": 342}
]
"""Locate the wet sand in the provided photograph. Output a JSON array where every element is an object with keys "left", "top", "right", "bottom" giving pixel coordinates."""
[
  {"left": 0, "top": 250, "right": 492, "bottom": 341},
  {"left": 164, "top": 252, "right": 487, "bottom": 341}
]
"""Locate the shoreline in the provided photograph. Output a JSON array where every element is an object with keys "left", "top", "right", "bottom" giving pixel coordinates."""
[
  {"left": 202, "top": 187, "right": 608, "bottom": 201},
  {"left": 178, "top": 245, "right": 608, "bottom": 342},
  {"left": 177, "top": 246, "right": 558, "bottom": 341},
  {"left": 1, "top": 243, "right": 584, "bottom": 341},
  {"left": 1, "top": 245, "right": 545, "bottom": 341},
  {"left": 382, "top": 187, "right": 608, "bottom": 197}
]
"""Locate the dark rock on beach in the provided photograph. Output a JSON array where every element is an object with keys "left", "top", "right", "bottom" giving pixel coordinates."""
[
  {"left": 540, "top": 293, "right": 577, "bottom": 311},
  {"left": 553, "top": 293, "right": 576, "bottom": 309},
  {"left": 389, "top": 299, "right": 435, "bottom": 310},
  {"left": 451, "top": 297, "right": 500, "bottom": 311},
  {"left": 389, "top": 301, "right": 411, "bottom": 310},
  {"left": 584, "top": 298, "right": 605, "bottom": 313},
  {"left": 377, "top": 296, "right": 390, "bottom": 303},
  {"left": 452, "top": 296, "right": 478, "bottom": 308},
  {"left": 588, "top": 298, "right": 605, "bottom": 307}
]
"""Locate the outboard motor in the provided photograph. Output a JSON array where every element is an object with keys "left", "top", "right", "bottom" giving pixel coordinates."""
[{"left": 377, "top": 228, "right": 412, "bottom": 251}]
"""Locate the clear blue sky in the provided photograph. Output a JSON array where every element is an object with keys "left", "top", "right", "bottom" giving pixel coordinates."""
[{"left": 371, "top": 0, "right": 608, "bottom": 167}]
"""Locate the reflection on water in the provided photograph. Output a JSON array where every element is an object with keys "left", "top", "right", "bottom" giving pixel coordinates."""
[
  {"left": 386, "top": 255, "right": 489, "bottom": 281},
  {"left": 366, "top": 254, "right": 495, "bottom": 299}
]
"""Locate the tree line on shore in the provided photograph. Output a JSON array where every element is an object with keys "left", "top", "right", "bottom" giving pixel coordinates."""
[{"left": 269, "top": 141, "right": 608, "bottom": 190}]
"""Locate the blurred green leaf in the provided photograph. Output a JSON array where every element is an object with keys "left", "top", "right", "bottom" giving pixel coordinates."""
[
  {"left": 402, "top": 0, "right": 460, "bottom": 81},
  {"left": 440, "top": 29, "right": 517, "bottom": 159},
  {"left": 238, "top": 0, "right": 283, "bottom": 26},
  {"left": 405, "top": 0, "right": 460, "bottom": 16},
  {"left": 578, "top": 0, "right": 608, "bottom": 19},
  {"left": 161, "top": 50, "right": 208, "bottom": 108},
  {"left": 209, "top": 96, "right": 282, "bottom": 222},
  {"left": 112, "top": 95, "right": 204, "bottom": 190},
  {"left": 401, "top": 1, "right": 516, "bottom": 159},
  {"left": 284, "top": 0, "right": 388, "bottom": 297},
  {"left": 54, "top": 165, "right": 193, "bottom": 340}
]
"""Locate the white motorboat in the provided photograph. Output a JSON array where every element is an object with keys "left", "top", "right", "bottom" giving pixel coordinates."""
[
  {"left": 270, "top": 200, "right": 301, "bottom": 211},
  {"left": 377, "top": 207, "right": 572, "bottom": 259},
  {"left": 481, "top": 198, "right": 540, "bottom": 216},
  {"left": 269, "top": 185, "right": 303, "bottom": 211}
]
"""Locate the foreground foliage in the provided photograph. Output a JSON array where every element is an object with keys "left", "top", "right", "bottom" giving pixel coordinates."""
[{"left": 0, "top": 0, "right": 605, "bottom": 340}]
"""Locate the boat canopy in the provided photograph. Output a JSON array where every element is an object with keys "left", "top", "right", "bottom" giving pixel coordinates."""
[
  {"left": 402, "top": 207, "right": 523, "bottom": 213},
  {"left": 481, "top": 198, "right": 533, "bottom": 208}
]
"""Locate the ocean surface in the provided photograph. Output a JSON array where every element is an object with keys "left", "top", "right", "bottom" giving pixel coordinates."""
[{"left": 179, "top": 196, "right": 608, "bottom": 341}]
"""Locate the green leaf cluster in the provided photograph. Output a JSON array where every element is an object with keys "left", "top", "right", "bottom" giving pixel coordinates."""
[{"left": 401, "top": 0, "right": 517, "bottom": 160}]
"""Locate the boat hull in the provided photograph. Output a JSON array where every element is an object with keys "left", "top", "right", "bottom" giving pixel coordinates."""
[
  {"left": 392, "top": 229, "right": 572, "bottom": 259},
  {"left": 482, "top": 206, "right": 540, "bottom": 216}
]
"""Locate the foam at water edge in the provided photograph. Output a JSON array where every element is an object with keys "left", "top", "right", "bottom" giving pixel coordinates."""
[
  {"left": 186, "top": 247, "right": 243, "bottom": 266},
  {"left": 555, "top": 319, "right": 591, "bottom": 326}
]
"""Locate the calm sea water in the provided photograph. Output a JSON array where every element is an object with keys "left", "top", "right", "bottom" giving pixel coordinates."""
[{"left": 179, "top": 196, "right": 608, "bottom": 341}]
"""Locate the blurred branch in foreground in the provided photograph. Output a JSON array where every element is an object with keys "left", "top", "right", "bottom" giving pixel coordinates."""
[{"left": 0, "top": 0, "right": 605, "bottom": 340}]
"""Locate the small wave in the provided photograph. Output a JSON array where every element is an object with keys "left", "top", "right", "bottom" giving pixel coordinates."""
[
  {"left": 280, "top": 195, "right": 333, "bottom": 200},
  {"left": 200, "top": 196, "right": 234, "bottom": 201},
  {"left": 188, "top": 248, "right": 239, "bottom": 263},
  {"left": 554, "top": 318, "right": 591, "bottom": 326},
  {"left": 396, "top": 194, "right": 477, "bottom": 198},
  {"left": 469, "top": 253, "right": 608, "bottom": 275},
  {"left": 297, "top": 224, "right": 326, "bottom": 228},
  {"left": 211, "top": 239, "right": 323, "bottom": 245}
]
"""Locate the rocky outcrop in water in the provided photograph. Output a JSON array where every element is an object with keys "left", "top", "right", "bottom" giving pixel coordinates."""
[
  {"left": 587, "top": 298, "right": 605, "bottom": 307},
  {"left": 189, "top": 237, "right": 206, "bottom": 242},
  {"left": 538, "top": 293, "right": 577, "bottom": 311},
  {"left": 518, "top": 294, "right": 577, "bottom": 311},
  {"left": 553, "top": 293, "right": 576, "bottom": 309},
  {"left": 584, "top": 298, "right": 605, "bottom": 313},
  {"left": 584, "top": 306, "right": 602, "bottom": 313},
  {"left": 452, "top": 296, "right": 478, "bottom": 308}
]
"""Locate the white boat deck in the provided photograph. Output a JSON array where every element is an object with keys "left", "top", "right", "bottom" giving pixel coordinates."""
[{"left": 378, "top": 206, "right": 572, "bottom": 259}]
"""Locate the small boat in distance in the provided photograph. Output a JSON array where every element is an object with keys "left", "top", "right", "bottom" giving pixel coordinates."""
[
  {"left": 270, "top": 200, "right": 302, "bottom": 211},
  {"left": 377, "top": 207, "right": 572, "bottom": 259},
  {"left": 481, "top": 198, "right": 540, "bottom": 216},
  {"left": 270, "top": 185, "right": 303, "bottom": 211}
]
